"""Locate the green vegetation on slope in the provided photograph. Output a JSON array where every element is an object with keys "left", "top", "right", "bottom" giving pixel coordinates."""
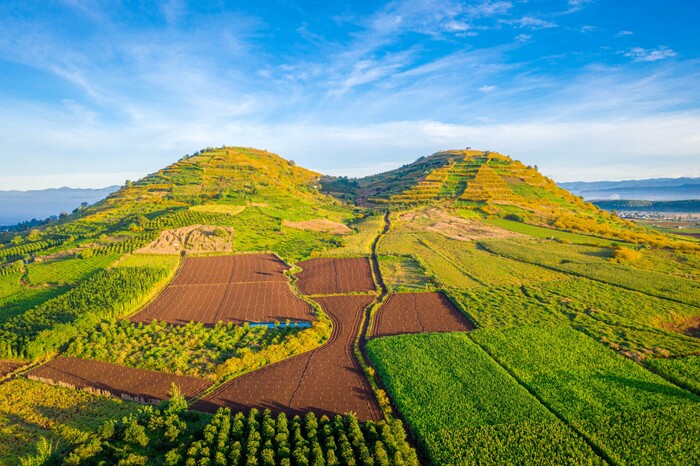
[
  {"left": 0, "top": 267, "right": 168, "bottom": 359},
  {"left": 367, "top": 333, "right": 601, "bottom": 465},
  {"left": 472, "top": 325, "right": 700, "bottom": 465}
]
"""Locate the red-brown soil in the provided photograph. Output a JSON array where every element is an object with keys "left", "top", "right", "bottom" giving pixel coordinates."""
[
  {"left": 372, "top": 292, "right": 474, "bottom": 337},
  {"left": 171, "top": 254, "right": 289, "bottom": 286},
  {"left": 0, "top": 360, "right": 22, "bottom": 378},
  {"left": 194, "top": 295, "right": 382, "bottom": 421},
  {"left": 130, "top": 254, "right": 313, "bottom": 325},
  {"left": 27, "top": 357, "right": 211, "bottom": 403},
  {"left": 296, "top": 258, "right": 376, "bottom": 295}
]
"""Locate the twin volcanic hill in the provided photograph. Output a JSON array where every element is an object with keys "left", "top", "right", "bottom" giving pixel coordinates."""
[{"left": 1, "top": 145, "right": 700, "bottom": 465}]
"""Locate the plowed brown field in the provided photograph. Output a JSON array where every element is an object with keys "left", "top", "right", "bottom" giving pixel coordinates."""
[
  {"left": 0, "top": 360, "right": 22, "bottom": 378},
  {"left": 171, "top": 254, "right": 289, "bottom": 286},
  {"left": 27, "top": 357, "right": 211, "bottom": 403},
  {"left": 194, "top": 295, "right": 382, "bottom": 420},
  {"left": 372, "top": 292, "right": 474, "bottom": 337},
  {"left": 296, "top": 257, "right": 376, "bottom": 295},
  {"left": 130, "top": 254, "right": 313, "bottom": 325}
]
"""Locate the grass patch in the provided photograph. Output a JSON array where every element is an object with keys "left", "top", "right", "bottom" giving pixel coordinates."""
[{"left": 378, "top": 255, "right": 435, "bottom": 292}]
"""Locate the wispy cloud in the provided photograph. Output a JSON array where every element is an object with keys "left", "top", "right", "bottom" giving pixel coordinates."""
[
  {"left": 615, "top": 30, "right": 634, "bottom": 37},
  {"left": 506, "top": 16, "right": 557, "bottom": 30},
  {"left": 623, "top": 46, "right": 677, "bottom": 62},
  {"left": 0, "top": 1, "right": 697, "bottom": 188}
]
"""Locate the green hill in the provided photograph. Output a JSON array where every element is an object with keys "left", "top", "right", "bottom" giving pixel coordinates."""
[{"left": 324, "top": 149, "right": 697, "bottom": 249}]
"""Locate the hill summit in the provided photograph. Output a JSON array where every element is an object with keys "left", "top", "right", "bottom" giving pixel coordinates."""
[{"left": 322, "top": 149, "right": 687, "bottom": 248}]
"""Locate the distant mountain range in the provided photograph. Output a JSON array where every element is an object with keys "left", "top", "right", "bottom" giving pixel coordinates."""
[
  {"left": 560, "top": 177, "right": 700, "bottom": 201},
  {"left": 0, "top": 186, "right": 120, "bottom": 227}
]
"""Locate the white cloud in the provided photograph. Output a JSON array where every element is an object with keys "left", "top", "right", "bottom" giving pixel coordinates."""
[
  {"left": 615, "top": 30, "right": 634, "bottom": 37},
  {"left": 623, "top": 46, "right": 677, "bottom": 62},
  {"left": 478, "top": 85, "right": 497, "bottom": 93},
  {"left": 507, "top": 16, "right": 557, "bottom": 30}
]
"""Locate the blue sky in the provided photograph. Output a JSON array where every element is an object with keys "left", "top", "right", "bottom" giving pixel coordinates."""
[{"left": 0, "top": 0, "right": 698, "bottom": 189}]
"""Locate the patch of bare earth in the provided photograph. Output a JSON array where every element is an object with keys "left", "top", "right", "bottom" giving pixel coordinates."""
[
  {"left": 282, "top": 219, "right": 351, "bottom": 235},
  {"left": 665, "top": 316, "right": 700, "bottom": 338},
  {"left": 136, "top": 225, "right": 235, "bottom": 255},
  {"left": 400, "top": 207, "right": 523, "bottom": 241}
]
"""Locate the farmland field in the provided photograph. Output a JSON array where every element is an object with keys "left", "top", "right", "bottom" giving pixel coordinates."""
[
  {"left": 377, "top": 231, "right": 481, "bottom": 288},
  {"left": 0, "top": 359, "right": 22, "bottom": 377},
  {"left": 377, "top": 254, "right": 436, "bottom": 292},
  {"left": 130, "top": 254, "right": 314, "bottom": 325},
  {"left": 645, "top": 356, "right": 700, "bottom": 395},
  {"left": 195, "top": 295, "right": 382, "bottom": 420},
  {"left": 26, "top": 254, "right": 119, "bottom": 285},
  {"left": 472, "top": 325, "right": 700, "bottom": 465},
  {"left": 131, "top": 281, "right": 314, "bottom": 325},
  {"left": 296, "top": 257, "right": 376, "bottom": 295},
  {"left": 366, "top": 333, "right": 602, "bottom": 465},
  {"left": 0, "top": 271, "right": 69, "bottom": 325},
  {"left": 483, "top": 218, "right": 618, "bottom": 246},
  {"left": 27, "top": 356, "right": 212, "bottom": 403},
  {"left": 371, "top": 292, "right": 474, "bottom": 337},
  {"left": 171, "top": 254, "right": 289, "bottom": 286},
  {"left": 481, "top": 238, "right": 700, "bottom": 307}
]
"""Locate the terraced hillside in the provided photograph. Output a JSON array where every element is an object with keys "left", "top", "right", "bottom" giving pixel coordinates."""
[{"left": 327, "top": 149, "right": 699, "bottom": 249}]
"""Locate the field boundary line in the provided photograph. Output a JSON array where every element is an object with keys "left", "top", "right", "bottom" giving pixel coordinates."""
[
  {"left": 467, "top": 330, "right": 618, "bottom": 466},
  {"left": 477, "top": 241, "right": 700, "bottom": 311},
  {"left": 122, "top": 255, "right": 183, "bottom": 320}
]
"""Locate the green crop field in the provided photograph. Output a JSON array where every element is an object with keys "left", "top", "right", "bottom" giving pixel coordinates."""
[
  {"left": 26, "top": 254, "right": 119, "bottom": 285},
  {"left": 0, "top": 272, "right": 69, "bottom": 325},
  {"left": 367, "top": 333, "right": 601, "bottom": 465},
  {"left": 481, "top": 238, "right": 700, "bottom": 307},
  {"left": 472, "top": 325, "right": 700, "bottom": 465},
  {"left": 450, "top": 285, "right": 568, "bottom": 328},
  {"left": 377, "top": 254, "right": 435, "bottom": 292},
  {"left": 645, "top": 356, "right": 700, "bottom": 395},
  {"left": 420, "top": 233, "right": 565, "bottom": 286},
  {"left": 483, "top": 218, "right": 619, "bottom": 246}
]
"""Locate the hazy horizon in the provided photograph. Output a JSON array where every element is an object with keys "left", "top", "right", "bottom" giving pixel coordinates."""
[{"left": 1, "top": 1, "right": 698, "bottom": 190}]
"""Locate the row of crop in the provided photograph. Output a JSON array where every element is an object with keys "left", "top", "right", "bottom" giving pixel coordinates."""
[
  {"left": 92, "top": 233, "right": 159, "bottom": 256},
  {"left": 472, "top": 325, "right": 700, "bottom": 465},
  {"left": 0, "top": 266, "right": 167, "bottom": 359},
  {"left": 480, "top": 238, "right": 700, "bottom": 307},
  {"left": 63, "top": 398, "right": 418, "bottom": 465},
  {"left": 450, "top": 278, "right": 700, "bottom": 359},
  {"left": 0, "top": 239, "right": 62, "bottom": 262},
  {"left": 366, "top": 333, "right": 602, "bottom": 465}
]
